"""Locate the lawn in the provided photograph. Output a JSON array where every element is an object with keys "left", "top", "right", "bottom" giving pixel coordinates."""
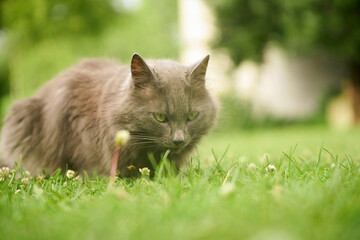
[{"left": 1, "top": 125, "right": 360, "bottom": 240}]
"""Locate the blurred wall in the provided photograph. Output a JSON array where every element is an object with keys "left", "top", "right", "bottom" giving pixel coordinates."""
[
  {"left": 235, "top": 46, "right": 347, "bottom": 120},
  {"left": 180, "top": 0, "right": 348, "bottom": 122},
  {"left": 178, "top": 0, "right": 232, "bottom": 94}
]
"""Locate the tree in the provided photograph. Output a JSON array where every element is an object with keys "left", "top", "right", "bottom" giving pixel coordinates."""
[
  {"left": 210, "top": 0, "right": 360, "bottom": 122},
  {"left": 0, "top": 0, "right": 179, "bottom": 121}
]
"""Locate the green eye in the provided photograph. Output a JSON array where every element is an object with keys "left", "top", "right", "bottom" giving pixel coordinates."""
[
  {"left": 154, "top": 113, "right": 168, "bottom": 122},
  {"left": 187, "top": 112, "right": 199, "bottom": 121}
]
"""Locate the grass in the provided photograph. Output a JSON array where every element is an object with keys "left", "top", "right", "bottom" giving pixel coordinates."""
[{"left": 1, "top": 125, "right": 360, "bottom": 240}]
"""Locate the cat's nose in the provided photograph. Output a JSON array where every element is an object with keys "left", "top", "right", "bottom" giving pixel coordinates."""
[
  {"left": 173, "top": 139, "right": 185, "bottom": 146},
  {"left": 172, "top": 129, "right": 185, "bottom": 146}
]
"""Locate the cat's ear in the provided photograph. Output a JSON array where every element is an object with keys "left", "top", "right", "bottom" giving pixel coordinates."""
[
  {"left": 131, "top": 53, "right": 154, "bottom": 88},
  {"left": 189, "top": 55, "right": 210, "bottom": 86}
]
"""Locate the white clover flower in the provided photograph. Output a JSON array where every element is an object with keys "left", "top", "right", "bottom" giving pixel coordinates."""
[
  {"left": 266, "top": 164, "right": 276, "bottom": 172},
  {"left": 21, "top": 177, "right": 29, "bottom": 184},
  {"left": 219, "top": 183, "right": 235, "bottom": 196},
  {"left": 247, "top": 163, "right": 257, "bottom": 171},
  {"left": 15, "top": 189, "right": 21, "bottom": 195},
  {"left": 66, "top": 170, "right": 76, "bottom": 178},
  {"left": 36, "top": 175, "right": 44, "bottom": 183},
  {"left": 115, "top": 130, "right": 130, "bottom": 147},
  {"left": 260, "top": 153, "right": 270, "bottom": 164},
  {"left": 33, "top": 184, "right": 43, "bottom": 198},
  {"left": 139, "top": 167, "right": 150, "bottom": 177},
  {"left": 0, "top": 167, "right": 11, "bottom": 178}
]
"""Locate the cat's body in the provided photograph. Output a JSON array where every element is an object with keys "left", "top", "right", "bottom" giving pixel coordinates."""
[{"left": 0, "top": 54, "right": 218, "bottom": 177}]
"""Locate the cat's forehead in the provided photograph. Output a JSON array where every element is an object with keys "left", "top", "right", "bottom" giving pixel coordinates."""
[
  {"left": 141, "top": 60, "right": 191, "bottom": 114},
  {"left": 147, "top": 60, "right": 189, "bottom": 85}
]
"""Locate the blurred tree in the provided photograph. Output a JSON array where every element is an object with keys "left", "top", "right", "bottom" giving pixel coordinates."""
[
  {"left": 210, "top": 0, "right": 360, "bottom": 123},
  {"left": 0, "top": 1, "right": 10, "bottom": 116},
  {"left": 1, "top": 0, "right": 117, "bottom": 44},
  {"left": 0, "top": 0, "right": 117, "bottom": 120},
  {"left": 0, "top": 0, "right": 178, "bottom": 122}
]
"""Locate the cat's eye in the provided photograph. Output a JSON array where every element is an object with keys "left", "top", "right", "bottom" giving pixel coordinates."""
[
  {"left": 187, "top": 112, "right": 199, "bottom": 121},
  {"left": 154, "top": 113, "right": 168, "bottom": 123}
]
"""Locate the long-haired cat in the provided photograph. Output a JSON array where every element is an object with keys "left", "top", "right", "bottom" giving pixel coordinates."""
[{"left": 0, "top": 54, "right": 218, "bottom": 177}]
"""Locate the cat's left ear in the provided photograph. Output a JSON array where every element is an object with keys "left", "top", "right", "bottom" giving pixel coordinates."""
[
  {"left": 189, "top": 55, "right": 210, "bottom": 85},
  {"left": 131, "top": 53, "right": 155, "bottom": 89}
]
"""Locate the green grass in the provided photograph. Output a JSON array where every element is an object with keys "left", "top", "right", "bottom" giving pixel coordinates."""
[{"left": 1, "top": 125, "right": 360, "bottom": 240}]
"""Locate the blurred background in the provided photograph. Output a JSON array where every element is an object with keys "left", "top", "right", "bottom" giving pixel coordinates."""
[{"left": 0, "top": 0, "right": 359, "bottom": 131}]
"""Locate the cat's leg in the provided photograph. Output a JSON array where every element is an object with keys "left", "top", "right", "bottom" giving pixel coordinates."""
[{"left": 1, "top": 98, "right": 47, "bottom": 174}]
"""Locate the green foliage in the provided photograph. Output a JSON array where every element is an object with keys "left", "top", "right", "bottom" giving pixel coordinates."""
[
  {"left": 210, "top": 0, "right": 360, "bottom": 65},
  {"left": 0, "top": 0, "right": 179, "bottom": 120},
  {"left": 1, "top": 0, "right": 117, "bottom": 44},
  {"left": 1, "top": 127, "right": 360, "bottom": 239}
]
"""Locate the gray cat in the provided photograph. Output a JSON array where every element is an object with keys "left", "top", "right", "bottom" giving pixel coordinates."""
[{"left": 0, "top": 54, "right": 218, "bottom": 177}]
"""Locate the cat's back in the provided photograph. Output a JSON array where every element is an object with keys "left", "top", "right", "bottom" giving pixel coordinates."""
[
  {"left": 1, "top": 58, "right": 129, "bottom": 173},
  {"left": 35, "top": 59, "right": 129, "bottom": 121},
  {"left": 38, "top": 58, "right": 128, "bottom": 96}
]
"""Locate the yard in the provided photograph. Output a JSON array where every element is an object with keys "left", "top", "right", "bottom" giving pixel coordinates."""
[{"left": 1, "top": 125, "right": 360, "bottom": 240}]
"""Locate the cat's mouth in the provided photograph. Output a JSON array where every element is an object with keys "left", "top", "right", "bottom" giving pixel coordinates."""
[{"left": 167, "top": 142, "right": 189, "bottom": 154}]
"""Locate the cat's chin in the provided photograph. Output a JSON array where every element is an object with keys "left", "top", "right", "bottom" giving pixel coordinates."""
[{"left": 170, "top": 148, "right": 184, "bottom": 154}]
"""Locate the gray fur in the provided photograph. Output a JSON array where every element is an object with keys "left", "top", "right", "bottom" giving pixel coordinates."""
[{"left": 0, "top": 54, "right": 218, "bottom": 177}]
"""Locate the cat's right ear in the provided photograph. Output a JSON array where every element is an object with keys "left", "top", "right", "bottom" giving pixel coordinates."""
[
  {"left": 131, "top": 53, "right": 154, "bottom": 89},
  {"left": 189, "top": 55, "right": 210, "bottom": 87}
]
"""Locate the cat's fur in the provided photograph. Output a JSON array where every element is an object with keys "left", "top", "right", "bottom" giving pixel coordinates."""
[{"left": 0, "top": 54, "right": 218, "bottom": 177}]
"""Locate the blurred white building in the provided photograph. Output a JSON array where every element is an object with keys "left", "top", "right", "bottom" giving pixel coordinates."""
[
  {"left": 178, "top": 0, "right": 348, "bottom": 121},
  {"left": 235, "top": 46, "right": 346, "bottom": 120},
  {"left": 178, "top": 0, "right": 232, "bottom": 94}
]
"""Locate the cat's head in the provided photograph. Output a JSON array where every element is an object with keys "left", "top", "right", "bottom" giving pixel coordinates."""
[{"left": 126, "top": 53, "right": 218, "bottom": 154}]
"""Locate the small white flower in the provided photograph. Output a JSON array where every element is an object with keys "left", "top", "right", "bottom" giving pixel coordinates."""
[
  {"left": 0, "top": 177, "right": 4, "bottom": 182},
  {"left": 36, "top": 175, "right": 45, "bottom": 183},
  {"left": 266, "top": 164, "right": 276, "bottom": 172},
  {"left": 66, "top": 170, "right": 76, "bottom": 178},
  {"left": 238, "top": 156, "right": 248, "bottom": 163},
  {"left": 260, "top": 153, "right": 270, "bottom": 164},
  {"left": 33, "top": 184, "right": 43, "bottom": 198},
  {"left": 21, "top": 177, "right": 29, "bottom": 184},
  {"left": 139, "top": 167, "right": 150, "bottom": 177},
  {"left": 331, "top": 163, "right": 336, "bottom": 168},
  {"left": 74, "top": 176, "right": 80, "bottom": 181},
  {"left": 219, "top": 183, "right": 235, "bottom": 196},
  {"left": 15, "top": 189, "right": 21, "bottom": 195},
  {"left": 115, "top": 130, "right": 130, "bottom": 147},
  {"left": 0, "top": 167, "right": 11, "bottom": 178},
  {"left": 247, "top": 163, "right": 257, "bottom": 171}
]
